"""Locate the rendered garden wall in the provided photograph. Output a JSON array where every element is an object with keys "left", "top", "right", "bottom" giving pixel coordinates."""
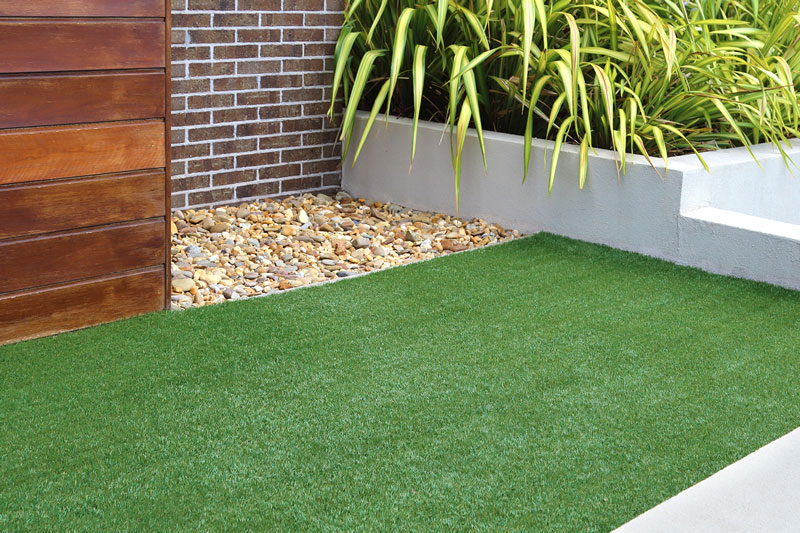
[{"left": 343, "top": 113, "right": 800, "bottom": 290}]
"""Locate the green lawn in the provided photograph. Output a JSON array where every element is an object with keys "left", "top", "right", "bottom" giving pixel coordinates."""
[{"left": 2, "top": 234, "right": 800, "bottom": 530}]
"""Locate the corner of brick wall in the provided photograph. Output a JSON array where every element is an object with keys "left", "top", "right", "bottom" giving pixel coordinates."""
[{"left": 170, "top": 0, "right": 344, "bottom": 210}]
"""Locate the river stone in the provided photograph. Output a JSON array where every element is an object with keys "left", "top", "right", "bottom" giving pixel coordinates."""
[
  {"left": 172, "top": 278, "right": 196, "bottom": 292},
  {"left": 353, "top": 237, "right": 371, "bottom": 249},
  {"left": 170, "top": 193, "right": 521, "bottom": 309}
]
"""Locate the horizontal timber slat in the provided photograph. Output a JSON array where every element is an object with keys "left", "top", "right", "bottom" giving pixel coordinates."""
[
  {"left": 0, "top": 220, "right": 165, "bottom": 294},
  {"left": 0, "top": 268, "right": 165, "bottom": 346},
  {"left": 0, "top": 121, "right": 165, "bottom": 186},
  {"left": 0, "top": 0, "right": 166, "bottom": 18},
  {"left": 0, "top": 71, "right": 166, "bottom": 129},
  {"left": 0, "top": 20, "right": 165, "bottom": 73},
  {"left": 0, "top": 171, "right": 166, "bottom": 240}
]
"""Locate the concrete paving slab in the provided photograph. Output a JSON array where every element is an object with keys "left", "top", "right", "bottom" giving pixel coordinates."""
[{"left": 615, "top": 428, "right": 800, "bottom": 532}]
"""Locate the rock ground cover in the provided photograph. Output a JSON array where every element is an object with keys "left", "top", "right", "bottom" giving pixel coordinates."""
[{"left": 170, "top": 191, "right": 521, "bottom": 309}]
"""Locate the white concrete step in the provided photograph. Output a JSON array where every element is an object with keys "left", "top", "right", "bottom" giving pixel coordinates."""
[
  {"left": 615, "top": 428, "right": 800, "bottom": 532},
  {"left": 682, "top": 206, "right": 800, "bottom": 242}
]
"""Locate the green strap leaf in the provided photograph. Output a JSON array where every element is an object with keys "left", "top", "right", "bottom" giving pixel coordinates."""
[
  {"left": 366, "top": 0, "right": 388, "bottom": 46},
  {"left": 385, "top": 8, "right": 416, "bottom": 117},
  {"left": 520, "top": 0, "right": 536, "bottom": 102},
  {"left": 340, "top": 49, "right": 386, "bottom": 160},
  {"left": 549, "top": 116, "right": 575, "bottom": 195},
  {"left": 454, "top": 102, "right": 473, "bottom": 216},
  {"left": 435, "top": 0, "right": 448, "bottom": 49},
  {"left": 329, "top": 31, "right": 361, "bottom": 118},
  {"left": 461, "top": 53, "right": 487, "bottom": 169},
  {"left": 353, "top": 80, "right": 391, "bottom": 165},
  {"left": 411, "top": 44, "right": 429, "bottom": 163}
]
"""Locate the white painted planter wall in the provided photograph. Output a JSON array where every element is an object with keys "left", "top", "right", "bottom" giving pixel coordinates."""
[{"left": 343, "top": 112, "right": 800, "bottom": 290}]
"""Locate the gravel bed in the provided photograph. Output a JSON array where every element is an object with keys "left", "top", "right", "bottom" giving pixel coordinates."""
[{"left": 170, "top": 191, "right": 521, "bottom": 310}]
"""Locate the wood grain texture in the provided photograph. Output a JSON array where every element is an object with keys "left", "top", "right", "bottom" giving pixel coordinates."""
[
  {"left": 0, "top": 71, "right": 165, "bottom": 129},
  {"left": 0, "top": 171, "right": 165, "bottom": 240},
  {"left": 0, "top": 220, "right": 165, "bottom": 294},
  {"left": 0, "top": 268, "right": 165, "bottom": 346},
  {"left": 163, "top": 2, "right": 173, "bottom": 309},
  {"left": 0, "top": 20, "right": 165, "bottom": 73},
  {"left": 0, "top": 0, "right": 165, "bottom": 18},
  {"left": 0, "top": 121, "right": 165, "bottom": 186}
]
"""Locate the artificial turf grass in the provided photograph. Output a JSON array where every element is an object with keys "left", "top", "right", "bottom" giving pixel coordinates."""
[{"left": 2, "top": 233, "right": 799, "bottom": 530}]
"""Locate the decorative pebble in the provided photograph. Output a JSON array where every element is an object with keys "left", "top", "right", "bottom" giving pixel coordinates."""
[{"left": 170, "top": 192, "right": 521, "bottom": 309}]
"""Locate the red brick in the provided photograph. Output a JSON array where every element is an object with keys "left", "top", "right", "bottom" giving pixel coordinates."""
[
  {"left": 172, "top": 143, "right": 211, "bottom": 160},
  {"left": 261, "top": 13, "right": 303, "bottom": 26},
  {"left": 283, "top": 58, "right": 324, "bottom": 72},
  {"left": 259, "top": 104, "right": 302, "bottom": 120},
  {"left": 322, "top": 173, "right": 342, "bottom": 187},
  {"left": 214, "top": 45, "right": 259, "bottom": 59},
  {"left": 259, "top": 164, "right": 301, "bottom": 179},
  {"left": 172, "top": 128, "right": 186, "bottom": 143},
  {"left": 213, "top": 107, "right": 258, "bottom": 123},
  {"left": 260, "top": 74, "right": 303, "bottom": 89},
  {"left": 188, "top": 125, "right": 234, "bottom": 142},
  {"left": 237, "top": 60, "right": 281, "bottom": 74},
  {"left": 236, "top": 181, "right": 280, "bottom": 199},
  {"left": 189, "top": 61, "right": 236, "bottom": 77},
  {"left": 173, "top": 175, "right": 211, "bottom": 191},
  {"left": 171, "top": 29, "right": 186, "bottom": 45},
  {"left": 281, "top": 88, "right": 323, "bottom": 102},
  {"left": 237, "top": 152, "right": 280, "bottom": 167},
  {"left": 304, "top": 43, "right": 336, "bottom": 57},
  {"left": 284, "top": 0, "right": 324, "bottom": 10},
  {"left": 173, "top": 78, "right": 210, "bottom": 94},
  {"left": 302, "top": 101, "right": 329, "bottom": 116},
  {"left": 303, "top": 130, "right": 338, "bottom": 145},
  {"left": 188, "top": 94, "right": 235, "bottom": 109},
  {"left": 189, "top": 188, "right": 235, "bottom": 206},
  {"left": 282, "top": 117, "right": 324, "bottom": 133},
  {"left": 173, "top": 13, "right": 210, "bottom": 27},
  {"left": 189, "top": 29, "right": 235, "bottom": 44},
  {"left": 188, "top": 156, "right": 235, "bottom": 174},
  {"left": 188, "top": 0, "right": 235, "bottom": 9},
  {"left": 236, "top": 90, "right": 281, "bottom": 106},
  {"left": 303, "top": 158, "right": 339, "bottom": 174},
  {"left": 281, "top": 176, "right": 320, "bottom": 191},
  {"left": 238, "top": 0, "right": 281, "bottom": 9},
  {"left": 237, "top": 122, "right": 281, "bottom": 136},
  {"left": 213, "top": 76, "right": 259, "bottom": 91},
  {"left": 173, "top": 110, "right": 211, "bottom": 127},
  {"left": 172, "top": 46, "right": 211, "bottom": 61},
  {"left": 260, "top": 44, "right": 303, "bottom": 58},
  {"left": 303, "top": 72, "right": 334, "bottom": 87},
  {"left": 212, "top": 170, "right": 258, "bottom": 186},
  {"left": 172, "top": 62, "right": 186, "bottom": 77},
  {"left": 171, "top": 161, "right": 187, "bottom": 176},
  {"left": 238, "top": 29, "right": 281, "bottom": 43},
  {"left": 282, "top": 147, "right": 322, "bottom": 163},
  {"left": 259, "top": 134, "right": 302, "bottom": 150},
  {"left": 213, "top": 138, "right": 258, "bottom": 155},
  {"left": 213, "top": 13, "right": 259, "bottom": 26},
  {"left": 171, "top": 193, "right": 187, "bottom": 209},
  {"left": 304, "top": 13, "right": 343, "bottom": 26},
  {"left": 283, "top": 28, "right": 324, "bottom": 42}
]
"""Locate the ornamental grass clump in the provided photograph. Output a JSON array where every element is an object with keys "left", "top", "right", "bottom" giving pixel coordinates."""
[{"left": 329, "top": 0, "right": 800, "bottom": 205}]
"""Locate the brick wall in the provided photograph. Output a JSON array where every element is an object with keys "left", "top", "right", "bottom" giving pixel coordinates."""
[{"left": 170, "top": 0, "right": 343, "bottom": 209}]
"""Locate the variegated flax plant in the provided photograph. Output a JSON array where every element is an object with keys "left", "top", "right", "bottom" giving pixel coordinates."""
[{"left": 329, "top": 0, "right": 800, "bottom": 208}]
